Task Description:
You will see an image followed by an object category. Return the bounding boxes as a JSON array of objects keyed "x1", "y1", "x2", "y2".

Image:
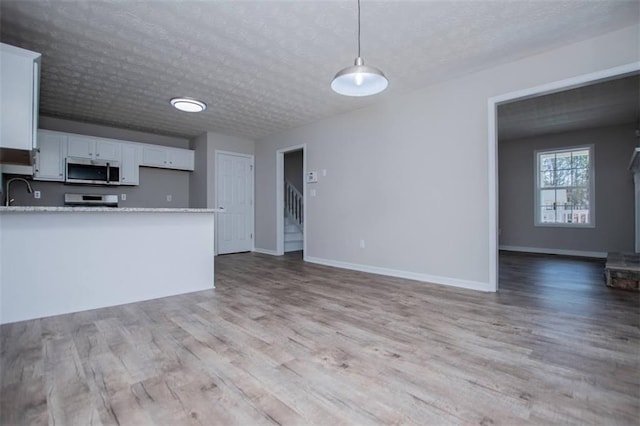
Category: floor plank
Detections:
[{"x1": 1, "y1": 251, "x2": 638, "y2": 425}]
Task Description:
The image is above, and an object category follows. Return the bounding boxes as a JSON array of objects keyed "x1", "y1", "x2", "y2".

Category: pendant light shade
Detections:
[
  {"x1": 331, "y1": 57, "x2": 388, "y2": 97},
  {"x1": 331, "y1": 0, "x2": 388, "y2": 97}
]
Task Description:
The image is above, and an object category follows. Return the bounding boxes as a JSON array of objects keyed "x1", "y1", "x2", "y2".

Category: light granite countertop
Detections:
[{"x1": 0, "y1": 206, "x2": 221, "y2": 213}]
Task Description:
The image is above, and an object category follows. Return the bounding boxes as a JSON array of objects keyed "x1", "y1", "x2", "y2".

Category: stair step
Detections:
[
  {"x1": 285, "y1": 240, "x2": 303, "y2": 252},
  {"x1": 285, "y1": 224, "x2": 300, "y2": 233},
  {"x1": 285, "y1": 232, "x2": 303, "y2": 242}
]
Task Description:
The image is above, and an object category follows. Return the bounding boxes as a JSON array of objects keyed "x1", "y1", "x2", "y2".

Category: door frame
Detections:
[
  {"x1": 487, "y1": 61, "x2": 640, "y2": 291},
  {"x1": 276, "y1": 144, "x2": 307, "y2": 256},
  {"x1": 214, "y1": 149, "x2": 255, "y2": 255}
]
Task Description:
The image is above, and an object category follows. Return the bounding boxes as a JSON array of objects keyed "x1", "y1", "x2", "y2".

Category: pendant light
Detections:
[{"x1": 331, "y1": 0, "x2": 388, "y2": 97}]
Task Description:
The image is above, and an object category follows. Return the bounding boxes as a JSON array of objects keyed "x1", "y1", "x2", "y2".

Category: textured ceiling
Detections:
[
  {"x1": 498, "y1": 74, "x2": 640, "y2": 141},
  {"x1": 1, "y1": 0, "x2": 638, "y2": 141}
]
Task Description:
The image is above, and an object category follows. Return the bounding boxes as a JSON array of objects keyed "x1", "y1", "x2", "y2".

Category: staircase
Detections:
[{"x1": 284, "y1": 180, "x2": 303, "y2": 252}]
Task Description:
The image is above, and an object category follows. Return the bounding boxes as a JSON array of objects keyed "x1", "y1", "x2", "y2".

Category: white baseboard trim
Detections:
[
  {"x1": 304, "y1": 256, "x2": 492, "y2": 292},
  {"x1": 499, "y1": 245, "x2": 607, "y2": 258},
  {"x1": 253, "y1": 248, "x2": 280, "y2": 256}
]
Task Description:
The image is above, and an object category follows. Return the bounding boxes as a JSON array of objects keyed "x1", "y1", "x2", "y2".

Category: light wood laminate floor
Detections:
[{"x1": 1, "y1": 251, "x2": 638, "y2": 425}]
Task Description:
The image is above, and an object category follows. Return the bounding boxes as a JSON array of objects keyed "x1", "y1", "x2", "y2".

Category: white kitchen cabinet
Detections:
[
  {"x1": 34, "y1": 130, "x2": 67, "y2": 181},
  {"x1": 0, "y1": 43, "x2": 41, "y2": 150},
  {"x1": 141, "y1": 145, "x2": 167, "y2": 168},
  {"x1": 67, "y1": 135, "x2": 121, "y2": 161},
  {"x1": 141, "y1": 145, "x2": 194, "y2": 171},
  {"x1": 120, "y1": 143, "x2": 140, "y2": 185},
  {"x1": 167, "y1": 147, "x2": 194, "y2": 170}
]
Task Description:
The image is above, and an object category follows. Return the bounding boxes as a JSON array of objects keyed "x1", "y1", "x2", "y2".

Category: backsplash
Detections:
[{"x1": 4, "y1": 167, "x2": 189, "y2": 208}]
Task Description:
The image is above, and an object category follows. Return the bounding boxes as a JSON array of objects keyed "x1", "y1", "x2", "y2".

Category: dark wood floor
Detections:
[{"x1": 1, "y1": 251, "x2": 638, "y2": 425}]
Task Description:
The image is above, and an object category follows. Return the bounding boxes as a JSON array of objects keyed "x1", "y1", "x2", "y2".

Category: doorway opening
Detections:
[
  {"x1": 276, "y1": 145, "x2": 306, "y2": 256},
  {"x1": 488, "y1": 62, "x2": 640, "y2": 291}
]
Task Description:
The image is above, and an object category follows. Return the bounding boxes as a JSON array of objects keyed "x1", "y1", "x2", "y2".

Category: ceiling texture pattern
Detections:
[
  {"x1": 1, "y1": 0, "x2": 638, "y2": 140},
  {"x1": 499, "y1": 75, "x2": 640, "y2": 141}
]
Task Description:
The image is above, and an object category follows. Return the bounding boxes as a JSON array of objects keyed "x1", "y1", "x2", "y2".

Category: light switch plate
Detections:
[{"x1": 121, "y1": 194, "x2": 126, "y2": 201}]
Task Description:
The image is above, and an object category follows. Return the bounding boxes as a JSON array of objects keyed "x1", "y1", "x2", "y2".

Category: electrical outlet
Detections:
[
  {"x1": 34, "y1": 191, "x2": 41, "y2": 199},
  {"x1": 166, "y1": 194, "x2": 172, "y2": 202},
  {"x1": 121, "y1": 193, "x2": 127, "y2": 201}
]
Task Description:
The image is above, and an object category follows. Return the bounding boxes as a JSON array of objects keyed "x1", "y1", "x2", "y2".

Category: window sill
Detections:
[{"x1": 534, "y1": 222, "x2": 595, "y2": 229}]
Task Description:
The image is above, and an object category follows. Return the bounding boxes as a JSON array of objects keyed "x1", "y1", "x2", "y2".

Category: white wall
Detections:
[
  {"x1": 499, "y1": 124, "x2": 637, "y2": 255},
  {"x1": 255, "y1": 24, "x2": 640, "y2": 291}
]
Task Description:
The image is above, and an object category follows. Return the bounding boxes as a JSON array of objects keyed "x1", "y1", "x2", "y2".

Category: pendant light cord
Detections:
[{"x1": 357, "y1": 0, "x2": 361, "y2": 58}]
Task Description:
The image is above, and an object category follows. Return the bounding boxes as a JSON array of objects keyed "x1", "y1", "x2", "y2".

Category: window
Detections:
[{"x1": 535, "y1": 146, "x2": 593, "y2": 227}]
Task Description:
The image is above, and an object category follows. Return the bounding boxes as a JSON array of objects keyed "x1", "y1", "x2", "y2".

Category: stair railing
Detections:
[{"x1": 285, "y1": 180, "x2": 303, "y2": 228}]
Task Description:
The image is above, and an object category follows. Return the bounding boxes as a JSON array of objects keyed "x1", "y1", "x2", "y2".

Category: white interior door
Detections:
[{"x1": 216, "y1": 152, "x2": 254, "y2": 254}]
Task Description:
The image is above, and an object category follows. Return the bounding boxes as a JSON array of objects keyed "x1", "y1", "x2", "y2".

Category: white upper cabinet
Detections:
[
  {"x1": 31, "y1": 129, "x2": 194, "y2": 185},
  {"x1": 141, "y1": 145, "x2": 167, "y2": 168},
  {"x1": 34, "y1": 130, "x2": 67, "y2": 181},
  {"x1": 141, "y1": 145, "x2": 194, "y2": 171},
  {"x1": 0, "y1": 43, "x2": 41, "y2": 151},
  {"x1": 67, "y1": 135, "x2": 121, "y2": 161},
  {"x1": 167, "y1": 147, "x2": 194, "y2": 170},
  {"x1": 120, "y1": 143, "x2": 141, "y2": 185}
]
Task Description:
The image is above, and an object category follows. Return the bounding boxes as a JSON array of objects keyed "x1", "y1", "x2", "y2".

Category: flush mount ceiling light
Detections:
[
  {"x1": 170, "y1": 97, "x2": 207, "y2": 113},
  {"x1": 331, "y1": 0, "x2": 388, "y2": 97}
]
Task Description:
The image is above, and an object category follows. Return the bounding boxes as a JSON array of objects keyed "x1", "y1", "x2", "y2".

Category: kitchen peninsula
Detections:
[{"x1": 0, "y1": 206, "x2": 216, "y2": 324}]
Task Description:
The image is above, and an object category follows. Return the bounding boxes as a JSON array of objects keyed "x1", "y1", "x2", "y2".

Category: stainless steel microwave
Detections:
[{"x1": 65, "y1": 157, "x2": 120, "y2": 185}]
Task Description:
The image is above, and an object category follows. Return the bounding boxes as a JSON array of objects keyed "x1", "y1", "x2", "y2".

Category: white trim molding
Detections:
[
  {"x1": 253, "y1": 247, "x2": 280, "y2": 256},
  {"x1": 305, "y1": 256, "x2": 492, "y2": 292},
  {"x1": 499, "y1": 245, "x2": 607, "y2": 259}
]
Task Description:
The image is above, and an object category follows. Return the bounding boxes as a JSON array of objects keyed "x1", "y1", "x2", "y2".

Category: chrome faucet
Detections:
[{"x1": 5, "y1": 177, "x2": 33, "y2": 206}]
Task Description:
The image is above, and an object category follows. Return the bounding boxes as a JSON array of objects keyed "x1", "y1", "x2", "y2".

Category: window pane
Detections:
[
  {"x1": 556, "y1": 168, "x2": 572, "y2": 186},
  {"x1": 540, "y1": 171, "x2": 554, "y2": 187},
  {"x1": 540, "y1": 189, "x2": 556, "y2": 206},
  {"x1": 556, "y1": 152, "x2": 572, "y2": 170},
  {"x1": 540, "y1": 154, "x2": 555, "y2": 172},
  {"x1": 573, "y1": 167, "x2": 588, "y2": 186},
  {"x1": 567, "y1": 188, "x2": 589, "y2": 209},
  {"x1": 572, "y1": 150, "x2": 589, "y2": 168},
  {"x1": 540, "y1": 206, "x2": 556, "y2": 223}
]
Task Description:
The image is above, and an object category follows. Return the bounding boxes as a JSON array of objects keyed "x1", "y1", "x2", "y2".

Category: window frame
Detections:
[{"x1": 533, "y1": 144, "x2": 595, "y2": 228}]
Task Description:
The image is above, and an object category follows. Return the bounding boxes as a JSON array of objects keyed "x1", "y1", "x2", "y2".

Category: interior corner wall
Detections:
[
  {"x1": 189, "y1": 132, "x2": 209, "y2": 208},
  {"x1": 499, "y1": 124, "x2": 637, "y2": 254},
  {"x1": 254, "y1": 24, "x2": 640, "y2": 291}
]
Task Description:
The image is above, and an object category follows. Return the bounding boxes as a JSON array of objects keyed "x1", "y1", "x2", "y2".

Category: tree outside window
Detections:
[{"x1": 536, "y1": 146, "x2": 593, "y2": 226}]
